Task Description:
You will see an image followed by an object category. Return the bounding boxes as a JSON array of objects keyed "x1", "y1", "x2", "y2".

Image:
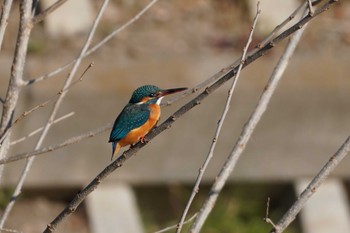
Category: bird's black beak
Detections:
[{"x1": 158, "y1": 87, "x2": 187, "y2": 97}]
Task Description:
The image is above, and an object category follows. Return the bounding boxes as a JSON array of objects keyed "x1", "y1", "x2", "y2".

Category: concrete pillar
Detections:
[{"x1": 86, "y1": 183, "x2": 144, "y2": 233}]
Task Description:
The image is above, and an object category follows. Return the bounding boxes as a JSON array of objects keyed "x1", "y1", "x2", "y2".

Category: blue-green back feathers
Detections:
[{"x1": 109, "y1": 103, "x2": 150, "y2": 143}]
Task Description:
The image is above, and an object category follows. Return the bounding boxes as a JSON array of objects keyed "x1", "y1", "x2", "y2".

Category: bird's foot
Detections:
[{"x1": 140, "y1": 136, "x2": 149, "y2": 143}]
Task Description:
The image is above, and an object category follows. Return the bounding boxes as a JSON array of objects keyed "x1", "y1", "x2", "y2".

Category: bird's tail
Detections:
[{"x1": 111, "y1": 142, "x2": 121, "y2": 161}]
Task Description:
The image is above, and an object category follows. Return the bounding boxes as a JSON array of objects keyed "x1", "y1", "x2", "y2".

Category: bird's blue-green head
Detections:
[{"x1": 129, "y1": 85, "x2": 187, "y2": 105}]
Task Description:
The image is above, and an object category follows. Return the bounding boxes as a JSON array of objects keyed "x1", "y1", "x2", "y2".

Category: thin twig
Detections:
[
  {"x1": 176, "y1": 3, "x2": 261, "y2": 233},
  {"x1": 0, "y1": 62, "x2": 92, "y2": 145},
  {"x1": 0, "y1": 0, "x2": 14, "y2": 52},
  {"x1": 0, "y1": 0, "x2": 108, "y2": 228},
  {"x1": 254, "y1": 1, "x2": 305, "y2": 50},
  {"x1": 32, "y1": 0, "x2": 69, "y2": 24},
  {"x1": 264, "y1": 197, "x2": 277, "y2": 228},
  {"x1": 42, "y1": 2, "x2": 336, "y2": 232},
  {"x1": 189, "y1": 11, "x2": 308, "y2": 233},
  {"x1": 265, "y1": 197, "x2": 270, "y2": 220},
  {"x1": 23, "y1": 0, "x2": 159, "y2": 86},
  {"x1": 14, "y1": 62, "x2": 92, "y2": 126},
  {"x1": 10, "y1": 112, "x2": 75, "y2": 146},
  {"x1": 153, "y1": 213, "x2": 197, "y2": 233},
  {"x1": 270, "y1": 136, "x2": 350, "y2": 233},
  {"x1": 0, "y1": 123, "x2": 110, "y2": 164},
  {"x1": 0, "y1": 227, "x2": 22, "y2": 233}
]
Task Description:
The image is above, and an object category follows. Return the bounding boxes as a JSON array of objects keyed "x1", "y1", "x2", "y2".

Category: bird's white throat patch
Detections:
[
  {"x1": 136, "y1": 96, "x2": 164, "y2": 105},
  {"x1": 156, "y1": 97, "x2": 164, "y2": 105}
]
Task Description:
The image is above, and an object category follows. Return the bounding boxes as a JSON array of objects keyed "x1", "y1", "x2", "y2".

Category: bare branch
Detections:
[
  {"x1": 176, "y1": 3, "x2": 261, "y2": 232},
  {"x1": 0, "y1": 227, "x2": 22, "y2": 233},
  {"x1": 15, "y1": 62, "x2": 91, "y2": 126},
  {"x1": 0, "y1": 0, "x2": 33, "y2": 188},
  {"x1": 0, "y1": 0, "x2": 108, "y2": 227},
  {"x1": 270, "y1": 136, "x2": 350, "y2": 233},
  {"x1": 264, "y1": 197, "x2": 271, "y2": 220},
  {"x1": 42, "y1": 2, "x2": 336, "y2": 232},
  {"x1": 10, "y1": 112, "x2": 75, "y2": 146},
  {"x1": 254, "y1": 1, "x2": 305, "y2": 50},
  {"x1": 264, "y1": 197, "x2": 277, "y2": 228},
  {"x1": 162, "y1": 0, "x2": 324, "y2": 107},
  {"x1": 0, "y1": 62, "x2": 92, "y2": 145},
  {"x1": 0, "y1": 0, "x2": 32, "y2": 136},
  {"x1": 154, "y1": 213, "x2": 197, "y2": 233},
  {"x1": 0, "y1": 123, "x2": 110, "y2": 164},
  {"x1": 0, "y1": 0, "x2": 14, "y2": 52},
  {"x1": 189, "y1": 10, "x2": 308, "y2": 233},
  {"x1": 0, "y1": 0, "x2": 34, "y2": 225},
  {"x1": 23, "y1": 0, "x2": 159, "y2": 86},
  {"x1": 32, "y1": 0, "x2": 69, "y2": 25}
]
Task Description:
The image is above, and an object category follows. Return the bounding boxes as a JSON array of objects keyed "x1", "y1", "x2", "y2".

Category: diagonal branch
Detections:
[
  {"x1": 0, "y1": 123, "x2": 111, "y2": 164},
  {"x1": 42, "y1": 1, "x2": 336, "y2": 232},
  {"x1": 153, "y1": 213, "x2": 197, "y2": 233},
  {"x1": 0, "y1": 0, "x2": 14, "y2": 52},
  {"x1": 188, "y1": 12, "x2": 308, "y2": 233},
  {"x1": 0, "y1": 62, "x2": 92, "y2": 144},
  {"x1": 270, "y1": 136, "x2": 350, "y2": 233},
  {"x1": 32, "y1": 0, "x2": 69, "y2": 25},
  {"x1": 0, "y1": 0, "x2": 33, "y2": 185},
  {"x1": 0, "y1": 227, "x2": 22, "y2": 233},
  {"x1": 0, "y1": 0, "x2": 32, "y2": 137},
  {"x1": 0, "y1": 0, "x2": 34, "y2": 224},
  {"x1": 10, "y1": 112, "x2": 75, "y2": 146},
  {"x1": 0, "y1": 0, "x2": 109, "y2": 228},
  {"x1": 176, "y1": 2, "x2": 261, "y2": 232}
]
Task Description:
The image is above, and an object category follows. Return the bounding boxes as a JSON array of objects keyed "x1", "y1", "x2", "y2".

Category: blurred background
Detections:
[{"x1": 0, "y1": 0, "x2": 349, "y2": 232}]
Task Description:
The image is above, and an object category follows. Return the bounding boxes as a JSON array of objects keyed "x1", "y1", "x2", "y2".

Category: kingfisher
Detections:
[{"x1": 109, "y1": 85, "x2": 187, "y2": 160}]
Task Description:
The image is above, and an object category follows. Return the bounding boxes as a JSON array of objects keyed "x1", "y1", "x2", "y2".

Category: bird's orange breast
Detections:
[{"x1": 118, "y1": 104, "x2": 161, "y2": 147}]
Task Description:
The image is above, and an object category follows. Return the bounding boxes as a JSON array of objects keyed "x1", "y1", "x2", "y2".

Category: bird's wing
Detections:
[{"x1": 109, "y1": 104, "x2": 150, "y2": 142}]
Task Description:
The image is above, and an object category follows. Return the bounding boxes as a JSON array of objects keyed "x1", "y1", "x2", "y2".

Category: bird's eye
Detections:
[{"x1": 149, "y1": 93, "x2": 157, "y2": 97}]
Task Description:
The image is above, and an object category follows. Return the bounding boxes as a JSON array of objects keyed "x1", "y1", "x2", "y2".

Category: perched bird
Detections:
[{"x1": 109, "y1": 85, "x2": 187, "y2": 160}]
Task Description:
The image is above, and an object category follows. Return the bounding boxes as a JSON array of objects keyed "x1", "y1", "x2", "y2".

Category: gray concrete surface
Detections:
[
  {"x1": 0, "y1": 1, "x2": 349, "y2": 187},
  {"x1": 2, "y1": 50, "x2": 350, "y2": 187}
]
